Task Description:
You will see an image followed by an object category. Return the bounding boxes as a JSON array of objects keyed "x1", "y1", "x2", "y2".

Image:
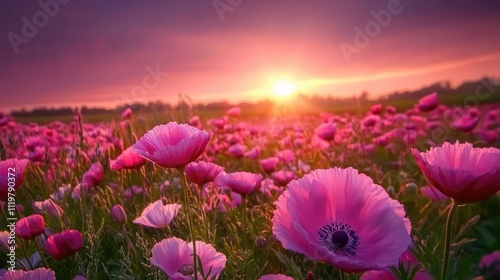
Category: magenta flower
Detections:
[
  {"x1": 227, "y1": 143, "x2": 247, "y2": 158},
  {"x1": 412, "y1": 141, "x2": 500, "y2": 203},
  {"x1": 452, "y1": 115, "x2": 478, "y2": 132},
  {"x1": 370, "y1": 104, "x2": 382, "y2": 115},
  {"x1": 272, "y1": 167, "x2": 411, "y2": 272},
  {"x1": 0, "y1": 159, "x2": 29, "y2": 201},
  {"x1": 315, "y1": 123, "x2": 336, "y2": 141},
  {"x1": 133, "y1": 200, "x2": 181, "y2": 228},
  {"x1": 420, "y1": 186, "x2": 448, "y2": 202},
  {"x1": 45, "y1": 229, "x2": 83, "y2": 260},
  {"x1": 110, "y1": 146, "x2": 147, "y2": 171},
  {"x1": 479, "y1": 251, "x2": 500, "y2": 278},
  {"x1": 416, "y1": 92, "x2": 438, "y2": 112},
  {"x1": 222, "y1": 172, "x2": 262, "y2": 195},
  {"x1": 111, "y1": 204, "x2": 127, "y2": 224},
  {"x1": 259, "y1": 157, "x2": 280, "y2": 173},
  {"x1": 81, "y1": 162, "x2": 104, "y2": 189},
  {"x1": 15, "y1": 214, "x2": 45, "y2": 240},
  {"x1": 151, "y1": 237, "x2": 226, "y2": 280},
  {"x1": 133, "y1": 122, "x2": 211, "y2": 168},
  {"x1": 185, "y1": 161, "x2": 224, "y2": 185},
  {"x1": 1, "y1": 267, "x2": 56, "y2": 280},
  {"x1": 121, "y1": 107, "x2": 132, "y2": 120},
  {"x1": 260, "y1": 274, "x2": 294, "y2": 280}
]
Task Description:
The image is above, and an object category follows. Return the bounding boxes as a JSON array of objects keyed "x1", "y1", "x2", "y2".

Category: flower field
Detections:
[{"x1": 1, "y1": 93, "x2": 500, "y2": 280}]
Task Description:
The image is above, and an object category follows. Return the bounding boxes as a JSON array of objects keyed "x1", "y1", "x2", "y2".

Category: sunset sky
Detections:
[{"x1": 1, "y1": 0, "x2": 500, "y2": 112}]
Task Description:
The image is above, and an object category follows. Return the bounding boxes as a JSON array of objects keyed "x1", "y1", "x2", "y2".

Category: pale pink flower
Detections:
[
  {"x1": 1, "y1": 267, "x2": 56, "y2": 280},
  {"x1": 133, "y1": 200, "x2": 181, "y2": 228},
  {"x1": 151, "y1": 237, "x2": 226, "y2": 280},
  {"x1": 110, "y1": 146, "x2": 147, "y2": 170}
]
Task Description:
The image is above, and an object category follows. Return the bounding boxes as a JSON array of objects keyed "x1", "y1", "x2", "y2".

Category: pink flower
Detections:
[
  {"x1": 272, "y1": 170, "x2": 297, "y2": 186},
  {"x1": 185, "y1": 161, "x2": 224, "y2": 185},
  {"x1": 133, "y1": 200, "x2": 181, "y2": 228},
  {"x1": 272, "y1": 167, "x2": 411, "y2": 272},
  {"x1": 225, "y1": 107, "x2": 241, "y2": 117},
  {"x1": 227, "y1": 143, "x2": 247, "y2": 158},
  {"x1": 222, "y1": 172, "x2": 262, "y2": 195},
  {"x1": 0, "y1": 159, "x2": 29, "y2": 201},
  {"x1": 315, "y1": 123, "x2": 336, "y2": 141},
  {"x1": 360, "y1": 269, "x2": 433, "y2": 280},
  {"x1": 121, "y1": 107, "x2": 132, "y2": 120},
  {"x1": 416, "y1": 92, "x2": 438, "y2": 112},
  {"x1": 0, "y1": 231, "x2": 10, "y2": 253},
  {"x1": 362, "y1": 115, "x2": 380, "y2": 127},
  {"x1": 111, "y1": 204, "x2": 127, "y2": 224},
  {"x1": 370, "y1": 104, "x2": 382, "y2": 115},
  {"x1": 479, "y1": 250, "x2": 500, "y2": 278},
  {"x1": 259, "y1": 157, "x2": 280, "y2": 173},
  {"x1": 151, "y1": 237, "x2": 226, "y2": 280},
  {"x1": 1, "y1": 267, "x2": 56, "y2": 280},
  {"x1": 420, "y1": 186, "x2": 448, "y2": 202},
  {"x1": 244, "y1": 147, "x2": 261, "y2": 159},
  {"x1": 45, "y1": 229, "x2": 83, "y2": 260},
  {"x1": 479, "y1": 129, "x2": 498, "y2": 144},
  {"x1": 260, "y1": 274, "x2": 294, "y2": 280},
  {"x1": 110, "y1": 146, "x2": 147, "y2": 170},
  {"x1": 15, "y1": 214, "x2": 45, "y2": 240},
  {"x1": 452, "y1": 115, "x2": 478, "y2": 132},
  {"x1": 188, "y1": 116, "x2": 202, "y2": 128},
  {"x1": 81, "y1": 162, "x2": 104, "y2": 189},
  {"x1": 412, "y1": 141, "x2": 500, "y2": 203},
  {"x1": 133, "y1": 122, "x2": 211, "y2": 168}
]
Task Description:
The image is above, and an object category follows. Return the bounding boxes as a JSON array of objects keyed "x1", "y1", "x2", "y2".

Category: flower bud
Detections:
[
  {"x1": 111, "y1": 204, "x2": 127, "y2": 224},
  {"x1": 404, "y1": 182, "x2": 418, "y2": 199},
  {"x1": 255, "y1": 236, "x2": 267, "y2": 249},
  {"x1": 386, "y1": 186, "x2": 396, "y2": 197},
  {"x1": 398, "y1": 171, "x2": 408, "y2": 184}
]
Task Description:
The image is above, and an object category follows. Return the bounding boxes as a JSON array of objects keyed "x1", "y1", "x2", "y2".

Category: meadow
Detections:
[{"x1": 1, "y1": 92, "x2": 500, "y2": 280}]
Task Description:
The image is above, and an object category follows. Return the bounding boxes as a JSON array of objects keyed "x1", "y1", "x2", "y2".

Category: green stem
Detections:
[
  {"x1": 179, "y1": 169, "x2": 199, "y2": 280},
  {"x1": 242, "y1": 195, "x2": 247, "y2": 246},
  {"x1": 35, "y1": 237, "x2": 50, "y2": 268},
  {"x1": 441, "y1": 199, "x2": 458, "y2": 280}
]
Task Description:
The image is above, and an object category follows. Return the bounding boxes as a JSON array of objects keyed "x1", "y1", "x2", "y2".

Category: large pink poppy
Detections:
[
  {"x1": 412, "y1": 141, "x2": 500, "y2": 203},
  {"x1": 133, "y1": 122, "x2": 211, "y2": 168},
  {"x1": 272, "y1": 167, "x2": 411, "y2": 272}
]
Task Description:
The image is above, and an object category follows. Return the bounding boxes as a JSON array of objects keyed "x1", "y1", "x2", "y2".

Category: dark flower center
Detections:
[
  {"x1": 318, "y1": 222, "x2": 360, "y2": 257},
  {"x1": 331, "y1": 231, "x2": 349, "y2": 248},
  {"x1": 178, "y1": 264, "x2": 194, "y2": 276}
]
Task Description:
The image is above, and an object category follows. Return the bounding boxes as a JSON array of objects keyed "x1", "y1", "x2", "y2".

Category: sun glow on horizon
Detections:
[{"x1": 272, "y1": 80, "x2": 297, "y2": 98}]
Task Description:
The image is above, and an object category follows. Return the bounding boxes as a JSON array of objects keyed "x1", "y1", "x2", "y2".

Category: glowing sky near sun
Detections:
[{"x1": 1, "y1": 0, "x2": 500, "y2": 112}]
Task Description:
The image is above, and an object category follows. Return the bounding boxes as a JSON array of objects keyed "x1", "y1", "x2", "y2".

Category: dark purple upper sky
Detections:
[{"x1": 1, "y1": 0, "x2": 500, "y2": 112}]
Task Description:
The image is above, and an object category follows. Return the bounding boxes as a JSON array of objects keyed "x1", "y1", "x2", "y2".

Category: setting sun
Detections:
[{"x1": 272, "y1": 80, "x2": 297, "y2": 97}]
